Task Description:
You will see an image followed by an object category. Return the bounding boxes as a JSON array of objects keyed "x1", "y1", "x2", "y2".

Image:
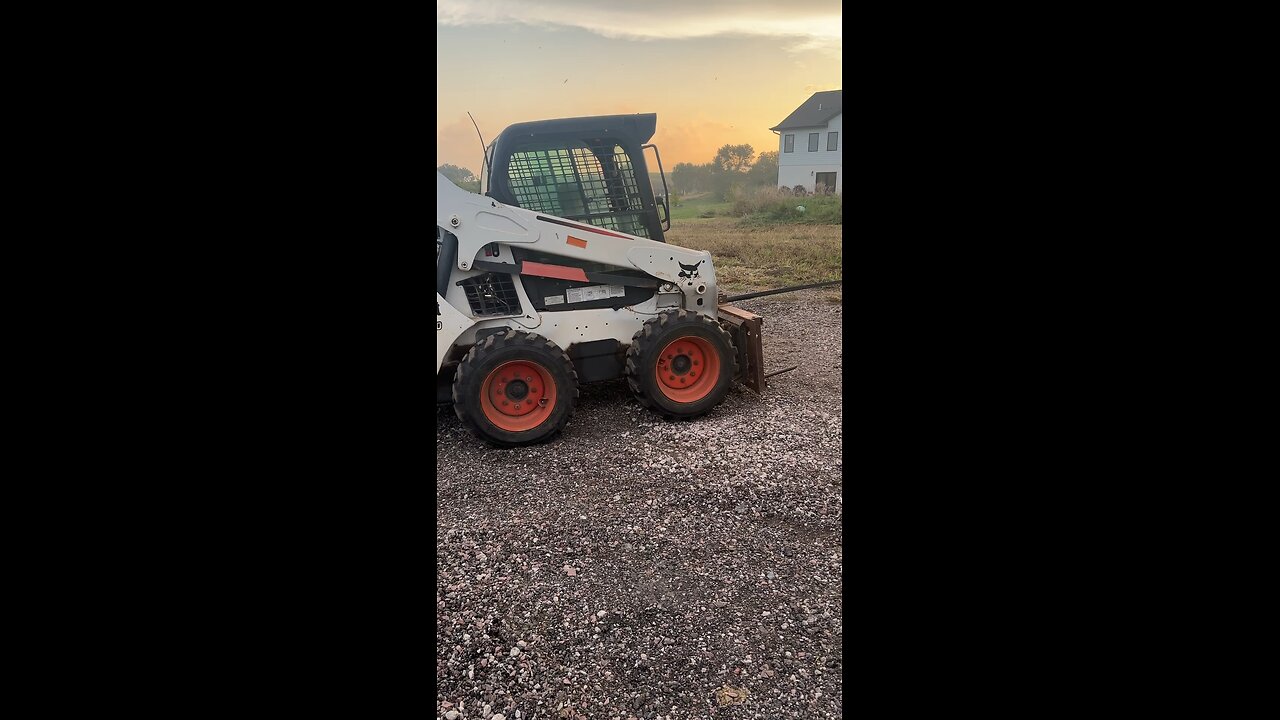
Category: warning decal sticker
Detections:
[{"x1": 565, "y1": 285, "x2": 626, "y2": 304}]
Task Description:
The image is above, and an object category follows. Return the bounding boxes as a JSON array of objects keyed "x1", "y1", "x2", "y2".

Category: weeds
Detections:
[{"x1": 728, "y1": 187, "x2": 841, "y2": 225}]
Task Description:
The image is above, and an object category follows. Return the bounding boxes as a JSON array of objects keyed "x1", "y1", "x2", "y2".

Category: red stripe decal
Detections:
[
  {"x1": 536, "y1": 215, "x2": 632, "y2": 239},
  {"x1": 520, "y1": 261, "x2": 589, "y2": 282}
]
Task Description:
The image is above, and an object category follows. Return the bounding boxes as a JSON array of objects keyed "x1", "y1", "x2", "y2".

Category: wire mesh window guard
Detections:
[{"x1": 507, "y1": 142, "x2": 650, "y2": 238}]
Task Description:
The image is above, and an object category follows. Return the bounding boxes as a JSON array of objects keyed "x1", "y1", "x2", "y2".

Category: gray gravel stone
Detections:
[{"x1": 436, "y1": 291, "x2": 843, "y2": 719}]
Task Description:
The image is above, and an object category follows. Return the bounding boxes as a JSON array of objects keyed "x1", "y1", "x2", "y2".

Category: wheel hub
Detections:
[
  {"x1": 671, "y1": 355, "x2": 692, "y2": 375},
  {"x1": 505, "y1": 379, "x2": 529, "y2": 400}
]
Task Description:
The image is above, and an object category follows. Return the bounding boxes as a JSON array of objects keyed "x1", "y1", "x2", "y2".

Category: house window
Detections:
[
  {"x1": 783, "y1": 134, "x2": 794, "y2": 153},
  {"x1": 827, "y1": 132, "x2": 838, "y2": 151},
  {"x1": 815, "y1": 172, "x2": 836, "y2": 193},
  {"x1": 808, "y1": 133, "x2": 819, "y2": 152}
]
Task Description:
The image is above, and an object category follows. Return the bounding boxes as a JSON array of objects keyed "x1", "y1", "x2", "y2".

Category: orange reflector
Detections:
[{"x1": 566, "y1": 236, "x2": 588, "y2": 249}]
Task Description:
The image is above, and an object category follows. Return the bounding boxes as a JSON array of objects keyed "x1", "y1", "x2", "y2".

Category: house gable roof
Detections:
[{"x1": 770, "y1": 90, "x2": 842, "y2": 131}]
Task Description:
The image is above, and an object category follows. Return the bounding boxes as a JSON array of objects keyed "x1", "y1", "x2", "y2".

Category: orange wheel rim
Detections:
[
  {"x1": 480, "y1": 360, "x2": 557, "y2": 432},
  {"x1": 654, "y1": 336, "x2": 720, "y2": 403}
]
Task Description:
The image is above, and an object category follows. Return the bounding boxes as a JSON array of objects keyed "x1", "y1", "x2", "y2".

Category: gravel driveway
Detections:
[{"x1": 436, "y1": 290, "x2": 843, "y2": 720}]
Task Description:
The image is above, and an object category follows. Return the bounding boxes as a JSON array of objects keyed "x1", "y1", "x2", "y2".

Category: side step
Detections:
[{"x1": 717, "y1": 304, "x2": 765, "y2": 394}]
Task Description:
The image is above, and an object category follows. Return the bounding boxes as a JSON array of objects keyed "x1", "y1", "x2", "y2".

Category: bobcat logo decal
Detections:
[{"x1": 678, "y1": 260, "x2": 704, "y2": 279}]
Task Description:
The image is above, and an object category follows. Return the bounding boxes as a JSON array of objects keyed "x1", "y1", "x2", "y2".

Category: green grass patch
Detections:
[{"x1": 669, "y1": 193, "x2": 732, "y2": 220}]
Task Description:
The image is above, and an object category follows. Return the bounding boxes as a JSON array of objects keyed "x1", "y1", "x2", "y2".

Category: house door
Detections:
[{"x1": 815, "y1": 172, "x2": 837, "y2": 193}]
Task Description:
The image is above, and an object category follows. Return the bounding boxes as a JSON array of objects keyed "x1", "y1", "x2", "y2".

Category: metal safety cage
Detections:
[{"x1": 505, "y1": 142, "x2": 651, "y2": 239}]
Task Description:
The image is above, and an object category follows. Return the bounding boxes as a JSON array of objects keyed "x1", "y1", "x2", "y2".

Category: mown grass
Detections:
[
  {"x1": 669, "y1": 193, "x2": 732, "y2": 220},
  {"x1": 664, "y1": 217, "x2": 842, "y2": 301}
]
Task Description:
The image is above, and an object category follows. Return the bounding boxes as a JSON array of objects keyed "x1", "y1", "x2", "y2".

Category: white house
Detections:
[{"x1": 771, "y1": 90, "x2": 842, "y2": 194}]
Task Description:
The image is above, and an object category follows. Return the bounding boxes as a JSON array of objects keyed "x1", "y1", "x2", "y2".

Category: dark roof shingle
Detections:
[{"x1": 770, "y1": 90, "x2": 843, "y2": 131}]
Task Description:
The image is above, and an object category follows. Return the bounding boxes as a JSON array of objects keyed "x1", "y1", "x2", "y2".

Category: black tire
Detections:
[
  {"x1": 452, "y1": 329, "x2": 579, "y2": 447},
  {"x1": 625, "y1": 310, "x2": 738, "y2": 420}
]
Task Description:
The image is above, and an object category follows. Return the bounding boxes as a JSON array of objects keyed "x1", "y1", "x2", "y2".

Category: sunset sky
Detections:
[{"x1": 436, "y1": 0, "x2": 842, "y2": 175}]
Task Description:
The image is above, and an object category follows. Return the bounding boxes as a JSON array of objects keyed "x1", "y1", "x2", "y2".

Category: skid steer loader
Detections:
[{"x1": 437, "y1": 113, "x2": 765, "y2": 447}]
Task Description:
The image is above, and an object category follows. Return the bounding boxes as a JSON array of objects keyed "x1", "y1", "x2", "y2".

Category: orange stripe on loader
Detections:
[
  {"x1": 520, "y1": 261, "x2": 589, "y2": 282},
  {"x1": 566, "y1": 236, "x2": 588, "y2": 249}
]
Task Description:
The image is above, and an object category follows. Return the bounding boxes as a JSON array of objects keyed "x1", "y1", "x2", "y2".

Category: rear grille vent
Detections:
[{"x1": 458, "y1": 272, "x2": 522, "y2": 317}]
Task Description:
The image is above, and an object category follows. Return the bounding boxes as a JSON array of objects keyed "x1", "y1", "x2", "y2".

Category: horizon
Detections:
[{"x1": 436, "y1": 0, "x2": 841, "y2": 175}]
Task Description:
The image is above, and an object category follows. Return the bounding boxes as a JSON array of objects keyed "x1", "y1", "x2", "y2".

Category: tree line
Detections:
[
  {"x1": 670, "y1": 144, "x2": 778, "y2": 201},
  {"x1": 436, "y1": 164, "x2": 480, "y2": 193}
]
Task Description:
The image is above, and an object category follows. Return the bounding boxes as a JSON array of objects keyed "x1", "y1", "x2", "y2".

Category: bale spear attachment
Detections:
[{"x1": 716, "y1": 280, "x2": 841, "y2": 393}]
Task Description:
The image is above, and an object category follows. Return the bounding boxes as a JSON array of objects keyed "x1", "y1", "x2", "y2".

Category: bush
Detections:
[
  {"x1": 726, "y1": 186, "x2": 840, "y2": 225},
  {"x1": 792, "y1": 185, "x2": 808, "y2": 196}
]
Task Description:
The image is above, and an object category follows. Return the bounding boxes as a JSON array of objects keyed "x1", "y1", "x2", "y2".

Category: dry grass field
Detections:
[{"x1": 664, "y1": 217, "x2": 843, "y2": 301}]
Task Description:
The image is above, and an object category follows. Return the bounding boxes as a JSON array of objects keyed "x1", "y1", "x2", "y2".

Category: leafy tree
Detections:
[
  {"x1": 437, "y1": 164, "x2": 475, "y2": 184},
  {"x1": 670, "y1": 163, "x2": 694, "y2": 193},
  {"x1": 437, "y1": 164, "x2": 480, "y2": 193},
  {"x1": 713, "y1": 144, "x2": 755, "y2": 174},
  {"x1": 748, "y1": 150, "x2": 779, "y2": 188},
  {"x1": 674, "y1": 146, "x2": 774, "y2": 200},
  {"x1": 672, "y1": 162, "x2": 716, "y2": 194}
]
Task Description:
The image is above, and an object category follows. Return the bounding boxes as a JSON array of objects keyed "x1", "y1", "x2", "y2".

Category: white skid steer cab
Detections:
[{"x1": 437, "y1": 113, "x2": 769, "y2": 447}]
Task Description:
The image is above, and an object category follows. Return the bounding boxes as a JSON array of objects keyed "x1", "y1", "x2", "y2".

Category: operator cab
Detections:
[{"x1": 481, "y1": 113, "x2": 671, "y2": 243}]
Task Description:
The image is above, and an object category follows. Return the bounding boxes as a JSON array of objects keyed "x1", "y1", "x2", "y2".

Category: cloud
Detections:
[{"x1": 437, "y1": 0, "x2": 840, "y2": 55}]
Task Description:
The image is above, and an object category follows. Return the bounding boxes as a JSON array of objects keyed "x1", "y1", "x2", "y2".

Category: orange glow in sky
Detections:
[{"x1": 436, "y1": 1, "x2": 841, "y2": 174}]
